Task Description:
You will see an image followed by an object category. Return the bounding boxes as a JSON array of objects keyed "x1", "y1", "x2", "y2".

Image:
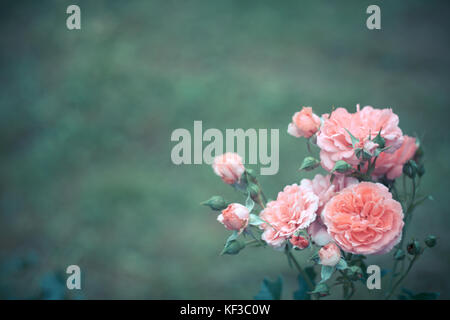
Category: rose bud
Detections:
[
  {"x1": 319, "y1": 242, "x2": 341, "y2": 267},
  {"x1": 307, "y1": 221, "x2": 333, "y2": 246},
  {"x1": 290, "y1": 235, "x2": 309, "y2": 250},
  {"x1": 425, "y1": 235, "x2": 437, "y2": 248},
  {"x1": 299, "y1": 157, "x2": 320, "y2": 171},
  {"x1": 407, "y1": 240, "x2": 422, "y2": 255},
  {"x1": 201, "y1": 195, "x2": 229, "y2": 211},
  {"x1": 217, "y1": 203, "x2": 250, "y2": 233},
  {"x1": 212, "y1": 153, "x2": 245, "y2": 184},
  {"x1": 221, "y1": 239, "x2": 246, "y2": 255},
  {"x1": 287, "y1": 107, "x2": 321, "y2": 138}
]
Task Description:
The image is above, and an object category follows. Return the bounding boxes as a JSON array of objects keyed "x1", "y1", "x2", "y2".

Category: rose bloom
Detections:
[
  {"x1": 260, "y1": 184, "x2": 319, "y2": 248},
  {"x1": 319, "y1": 242, "x2": 341, "y2": 266},
  {"x1": 316, "y1": 105, "x2": 404, "y2": 172},
  {"x1": 322, "y1": 182, "x2": 404, "y2": 255},
  {"x1": 290, "y1": 235, "x2": 309, "y2": 249},
  {"x1": 287, "y1": 107, "x2": 321, "y2": 138},
  {"x1": 217, "y1": 203, "x2": 249, "y2": 233},
  {"x1": 300, "y1": 174, "x2": 358, "y2": 216},
  {"x1": 212, "y1": 152, "x2": 245, "y2": 184},
  {"x1": 372, "y1": 135, "x2": 418, "y2": 180},
  {"x1": 300, "y1": 174, "x2": 357, "y2": 246}
]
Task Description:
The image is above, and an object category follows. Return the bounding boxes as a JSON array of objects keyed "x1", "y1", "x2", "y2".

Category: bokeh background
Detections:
[{"x1": 1, "y1": 0, "x2": 449, "y2": 299}]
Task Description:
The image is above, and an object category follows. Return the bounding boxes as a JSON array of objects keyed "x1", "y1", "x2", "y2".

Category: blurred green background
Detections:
[{"x1": 1, "y1": 0, "x2": 449, "y2": 299}]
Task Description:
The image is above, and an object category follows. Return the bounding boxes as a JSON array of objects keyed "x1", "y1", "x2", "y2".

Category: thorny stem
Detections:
[
  {"x1": 249, "y1": 174, "x2": 267, "y2": 208},
  {"x1": 386, "y1": 176, "x2": 419, "y2": 299},
  {"x1": 386, "y1": 255, "x2": 419, "y2": 300},
  {"x1": 244, "y1": 239, "x2": 261, "y2": 246},
  {"x1": 286, "y1": 250, "x2": 314, "y2": 291},
  {"x1": 338, "y1": 269, "x2": 355, "y2": 300}
]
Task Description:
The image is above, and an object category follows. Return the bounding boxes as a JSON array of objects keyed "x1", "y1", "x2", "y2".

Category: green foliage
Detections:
[
  {"x1": 398, "y1": 288, "x2": 440, "y2": 300},
  {"x1": 320, "y1": 266, "x2": 335, "y2": 283},
  {"x1": 254, "y1": 276, "x2": 283, "y2": 300}
]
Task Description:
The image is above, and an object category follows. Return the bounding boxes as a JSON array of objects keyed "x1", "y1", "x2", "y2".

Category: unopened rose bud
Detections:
[
  {"x1": 407, "y1": 240, "x2": 422, "y2": 255},
  {"x1": 394, "y1": 249, "x2": 405, "y2": 260},
  {"x1": 332, "y1": 160, "x2": 352, "y2": 174},
  {"x1": 307, "y1": 221, "x2": 333, "y2": 247},
  {"x1": 425, "y1": 235, "x2": 437, "y2": 248},
  {"x1": 372, "y1": 131, "x2": 386, "y2": 149},
  {"x1": 299, "y1": 157, "x2": 320, "y2": 171},
  {"x1": 287, "y1": 107, "x2": 321, "y2": 139},
  {"x1": 290, "y1": 235, "x2": 309, "y2": 250},
  {"x1": 217, "y1": 203, "x2": 250, "y2": 233},
  {"x1": 201, "y1": 196, "x2": 228, "y2": 211},
  {"x1": 319, "y1": 242, "x2": 341, "y2": 267},
  {"x1": 221, "y1": 239, "x2": 245, "y2": 255},
  {"x1": 212, "y1": 153, "x2": 245, "y2": 185},
  {"x1": 417, "y1": 164, "x2": 425, "y2": 177},
  {"x1": 247, "y1": 183, "x2": 260, "y2": 198},
  {"x1": 414, "y1": 143, "x2": 424, "y2": 162},
  {"x1": 403, "y1": 160, "x2": 418, "y2": 179}
]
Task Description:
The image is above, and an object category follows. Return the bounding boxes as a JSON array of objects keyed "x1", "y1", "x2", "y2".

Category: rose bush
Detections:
[{"x1": 202, "y1": 104, "x2": 435, "y2": 300}]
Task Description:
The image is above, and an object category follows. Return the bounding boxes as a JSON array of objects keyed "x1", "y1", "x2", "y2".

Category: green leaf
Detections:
[
  {"x1": 399, "y1": 288, "x2": 440, "y2": 300},
  {"x1": 293, "y1": 274, "x2": 311, "y2": 300},
  {"x1": 254, "y1": 276, "x2": 283, "y2": 300},
  {"x1": 411, "y1": 292, "x2": 440, "y2": 300},
  {"x1": 305, "y1": 266, "x2": 317, "y2": 283},
  {"x1": 249, "y1": 214, "x2": 265, "y2": 226},
  {"x1": 227, "y1": 230, "x2": 239, "y2": 243},
  {"x1": 320, "y1": 265, "x2": 335, "y2": 283},
  {"x1": 345, "y1": 129, "x2": 359, "y2": 148},
  {"x1": 309, "y1": 283, "x2": 329, "y2": 296},
  {"x1": 245, "y1": 193, "x2": 255, "y2": 212},
  {"x1": 335, "y1": 259, "x2": 348, "y2": 270}
]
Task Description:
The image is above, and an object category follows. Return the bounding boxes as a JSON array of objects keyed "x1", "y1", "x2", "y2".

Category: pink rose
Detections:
[
  {"x1": 260, "y1": 184, "x2": 319, "y2": 248},
  {"x1": 373, "y1": 135, "x2": 418, "y2": 180},
  {"x1": 307, "y1": 220, "x2": 333, "y2": 246},
  {"x1": 287, "y1": 107, "x2": 321, "y2": 138},
  {"x1": 316, "y1": 105, "x2": 404, "y2": 172},
  {"x1": 290, "y1": 235, "x2": 309, "y2": 249},
  {"x1": 319, "y1": 242, "x2": 341, "y2": 266},
  {"x1": 300, "y1": 174, "x2": 358, "y2": 217},
  {"x1": 322, "y1": 182, "x2": 404, "y2": 255},
  {"x1": 212, "y1": 152, "x2": 245, "y2": 184},
  {"x1": 217, "y1": 203, "x2": 249, "y2": 233}
]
